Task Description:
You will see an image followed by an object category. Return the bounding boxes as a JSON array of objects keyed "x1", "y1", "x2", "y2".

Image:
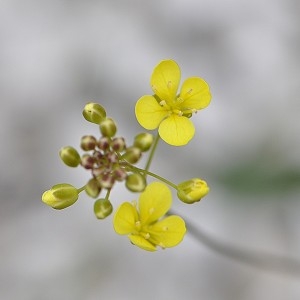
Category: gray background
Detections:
[{"x1": 1, "y1": 0, "x2": 300, "y2": 299}]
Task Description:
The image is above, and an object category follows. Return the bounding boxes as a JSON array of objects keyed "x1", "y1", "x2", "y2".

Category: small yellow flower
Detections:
[
  {"x1": 113, "y1": 182, "x2": 186, "y2": 251},
  {"x1": 135, "y1": 60, "x2": 211, "y2": 146}
]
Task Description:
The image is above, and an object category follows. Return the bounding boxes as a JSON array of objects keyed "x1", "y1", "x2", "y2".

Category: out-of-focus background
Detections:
[{"x1": 1, "y1": 0, "x2": 300, "y2": 299}]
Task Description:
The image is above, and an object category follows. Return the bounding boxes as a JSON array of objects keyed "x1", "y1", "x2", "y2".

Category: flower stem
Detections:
[
  {"x1": 129, "y1": 165, "x2": 178, "y2": 190},
  {"x1": 144, "y1": 133, "x2": 160, "y2": 173},
  {"x1": 77, "y1": 185, "x2": 86, "y2": 194}
]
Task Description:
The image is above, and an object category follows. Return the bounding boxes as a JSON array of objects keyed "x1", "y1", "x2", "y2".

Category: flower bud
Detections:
[
  {"x1": 121, "y1": 146, "x2": 141, "y2": 164},
  {"x1": 99, "y1": 118, "x2": 117, "y2": 137},
  {"x1": 42, "y1": 183, "x2": 79, "y2": 209},
  {"x1": 133, "y1": 133, "x2": 154, "y2": 152},
  {"x1": 111, "y1": 137, "x2": 126, "y2": 152},
  {"x1": 98, "y1": 173, "x2": 115, "y2": 189},
  {"x1": 94, "y1": 198, "x2": 113, "y2": 219},
  {"x1": 85, "y1": 178, "x2": 101, "y2": 198},
  {"x1": 177, "y1": 178, "x2": 209, "y2": 204},
  {"x1": 82, "y1": 102, "x2": 106, "y2": 124},
  {"x1": 97, "y1": 136, "x2": 110, "y2": 151},
  {"x1": 59, "y1": 146, "x2": 81, "y2": 167},
  {"x1": 114, "y1": 168, "x2": 127, "y2": 181},
  {"x1": 80, "y1": 135, "x2": 97, "y2": 151},
  {"x1": 125, "y1": 173, "x2": 146, "y2": 192},
  {"x1": 81, "y1": 154, "x2": 95, "y2": 169}
]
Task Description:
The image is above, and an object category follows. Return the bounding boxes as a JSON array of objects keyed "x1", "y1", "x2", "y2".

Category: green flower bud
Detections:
[
  {"x1": 121, "y1": 146, "x2": 141, "y2": 164},
  {"x1": 125, "y1": 173, "x2": 146, "y2": 192},
  {"x1": 85, "y1": 178, "x2": 101, "y2": 198},
  {"x1": 133, "y1": 133, "x2": 154, "y2": 152},
  {"x1": 82, "y1": 102, "x2": 106, "y2": 124},
  {"x1": 80, "y1": 135, "x2": 97, "y2": 151},
  {"x1": 177, "y1": 178, "x2": 209, "y2": 204},
  {"x1": 99, "y1": 118, "x2": 117, "y2": 137},
  {"x1": 59, "y1": 146, "x2": 81, "y2": 167},
  {"x1": 42, "y1": 183, "x2": 79, "y2": 209},
  {"x1": 94, "y1": 198, "x2": 113, "y2": 219}
]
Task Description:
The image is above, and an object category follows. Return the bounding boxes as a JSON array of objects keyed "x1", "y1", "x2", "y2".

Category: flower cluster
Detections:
[{"x1": 42, "y1": 59, "x2": 211, "y2": 251}]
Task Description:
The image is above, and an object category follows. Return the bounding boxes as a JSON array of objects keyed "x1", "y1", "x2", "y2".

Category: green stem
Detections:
[
  {"x1": 77, "y1": 185, "x2": 86, "y2": 194},
  {"x1": 144, "y1": 133, "x2": 160, "y2": 173},
  {"x1": 130, "y1": 165, "x2": 178, "y2": 190},
  {"x1": 105, "y1": 188, "x2": 111, "y2": 200}
]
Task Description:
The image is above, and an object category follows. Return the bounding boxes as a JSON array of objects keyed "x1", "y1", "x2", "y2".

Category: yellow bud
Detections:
[
  {"x1": 177, "y1": 178, "x2": 209, "y2": 204},
  {"x1": 94, "y1": 198, "x2": 113, "y2": 219},
  {"x1": 99, "y1": 118, "x2": 117, "y2": 137},
  {"x1": 42, "y1": 183, "x2": 79, "y2": 209},
  {"x1": 59, "y1": 146, "x2": 81, "y2": 167},
  {"x1": 125, "y1": 173, "x2": 146, "y2": 192},
  {"x1": 82, "y1": 102, "x2": 106, "y2": 124},
  {"x1": 133, "y1": 133, "x2": 154, "y2": 152}
]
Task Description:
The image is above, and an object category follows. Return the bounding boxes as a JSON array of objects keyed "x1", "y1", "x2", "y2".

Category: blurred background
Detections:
[{"x1": 1, "y1": 0, "x2": 300, "y2": 299}]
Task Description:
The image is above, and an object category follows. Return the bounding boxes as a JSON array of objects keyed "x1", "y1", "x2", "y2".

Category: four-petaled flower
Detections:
[
  {"x1": 135, "y1": 59, "x2": 211, "y2": 146},
  {"x1": 113, "y1": 181, "x2": 186, "y2": 251}
]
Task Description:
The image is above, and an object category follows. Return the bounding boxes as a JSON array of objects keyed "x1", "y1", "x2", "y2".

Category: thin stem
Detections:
[
  {"x1": 105, "y1": 188, "x2": 111, "y2": 200},
  {"x1": 144, "y1": 133, "x2": 160, "y2": 173},
  {"x1": 77, "y1": 185, "x2": 86, "y2": 193},
  {"x1": 169, "y1": 209, "x2": 300, "y2": 277},
  {"x1": 129, "y1": 165, "x2": 178, "y2": 190}
]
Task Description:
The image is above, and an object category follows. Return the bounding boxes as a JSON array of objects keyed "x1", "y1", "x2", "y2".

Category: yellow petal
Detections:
[
  {"x1": 113, "y1": 202, "x2": 138, "y2": 235},
  {"x1": 179, "y1": 77, "x2": 211, "y2": 110},
  {"x1": 139, "y1": 182, "x2": 172, "y2": 225},
  {"x1": 150, "y1": 60, "x2": 180, "y2": 104},
  {"x1": 135, "y1": 95, "x2": 169, "y2": 130},
  {"x1": 158, "y1": 115, "x2": 195, "y2": 146},
  {"x1": 129, "y1": 235, "x2": 157, "y2": 251},
  {"x1": 147, "y1": 216, "x2": 186, "y2": 248}
]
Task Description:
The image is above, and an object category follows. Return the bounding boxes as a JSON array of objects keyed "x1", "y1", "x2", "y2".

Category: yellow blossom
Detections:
[
  {"x1": 113, "y1": 182, "x2": 186, "y2": 251},
  {"x1": 135, "y1": 59, "x2": 211, "y2": 146}
]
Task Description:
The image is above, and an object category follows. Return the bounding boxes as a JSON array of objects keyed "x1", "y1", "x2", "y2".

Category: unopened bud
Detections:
[
  {"x1": 80, "y1": 135, "x2": 97, "y2": 151},
  {"x1": 177, "y1": 178, "x2": 209, "y2": 204},
  {"x1": 98, "y1": 136, "x2": 110, "y2": 151},
  {"x1": 99, "y1": 118, "x2": 117, "y2": 137},
  {"x1": 42, "y1": 183, "x2": 79, "y2": 209},
  {"x1": 82, "y1": 102, "x2": 106, "y2": 124},
  {"x1": 59, "y1": 146, "x2": 81, "y2": 167},
  {"x1": 85, "y1": 178, "x2": 101, "y2": 198},
  {"x1": 125, "y1": 173, "x2": 146, "y2": 192},
  {"x1": 114, "y1": 168, "x2": 127, "y2": 181},
  {"x1": 111, "y1": 137, "x2": 126, "y2": 152},
  {"x1": 81, "y1": 154, "x2": 95, "y2": 169},
  {"x1": 121, "y1": 146, "x2": 141, "y2": 164},
  {"x1": 98, "y1": 173, "x2": 115, "y2": 189},
  {"x1": 94, "y1": 198, "x2": 113, "y2": 219},
  {"x1": 133, "y1": 133, "x2": 154, "y2": 152}
]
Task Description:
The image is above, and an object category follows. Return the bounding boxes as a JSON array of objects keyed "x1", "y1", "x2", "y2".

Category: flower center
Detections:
[{"x1": 159, "y1": 96, "x2": 197, "y2": 118}]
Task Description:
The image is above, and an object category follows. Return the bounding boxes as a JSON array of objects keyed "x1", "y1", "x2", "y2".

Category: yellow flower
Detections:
[
  {"x1": 135, "y1": 59, "x2": 211, "y2": 146},
  {"x1": 113, "y1": 182, "x2": 186, "y2": 251}
]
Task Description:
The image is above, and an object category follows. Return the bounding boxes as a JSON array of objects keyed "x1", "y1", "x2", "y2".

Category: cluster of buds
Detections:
[
  {"x1": 42, "y1": 60, "x2": 212, "y2": 251},
  {"x1": 43, "y1": 103, "x2": 154, "y2": 218}
]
